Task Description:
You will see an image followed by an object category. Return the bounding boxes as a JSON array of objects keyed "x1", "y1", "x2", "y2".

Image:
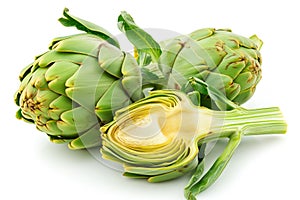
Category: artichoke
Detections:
[
  {"x1": 118, "y1": 11, "x2": 263, "y2": 109},
  {"x1": 158, "y1": 28, "x2": 263, "y2": 109},
  {"x1": 14, "y1": 9, "x2": 143, "y2": 149},
  {"x1": 100, "y1": 88, "x2": 286, "y2": 199}
]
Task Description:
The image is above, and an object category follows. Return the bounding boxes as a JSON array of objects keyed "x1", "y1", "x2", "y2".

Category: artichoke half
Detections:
[
  {"x1": 100, "y1": 89, "x2": 286, "y2": 199},
  {"x1": 14, "y1": 9, "x2": 143, "y2": 149}
]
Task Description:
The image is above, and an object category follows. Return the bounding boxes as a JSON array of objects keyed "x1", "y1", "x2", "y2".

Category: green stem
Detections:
[{"x1": 211, "y1": 107, "x2": 287, "y2": 136}]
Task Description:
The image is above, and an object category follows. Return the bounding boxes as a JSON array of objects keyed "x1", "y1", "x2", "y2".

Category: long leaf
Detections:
[
  {"x1": 59, "y1": 8, "x2": 119, "y2": 47},
  {"x1": 118, "y1": 11, "x2": 161, "y2": 63},
  {"x1": 182, "y1": 77, "x2": 240, "y2": 110},
  {"x1": 184, "y1": 131, "x2": 242, "y2": 199}
]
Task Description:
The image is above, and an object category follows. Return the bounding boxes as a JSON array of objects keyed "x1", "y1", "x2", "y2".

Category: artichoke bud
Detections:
[
  {"x1": 15, "y1": 34, "x2": 143, "y2": 150},
  {"x1": 159, "y1": 28, "x2": 263, "y2": 108}
]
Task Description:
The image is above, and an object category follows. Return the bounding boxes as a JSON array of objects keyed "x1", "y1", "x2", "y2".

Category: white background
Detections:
[{"x1": 1, "y1": 0, "x2": 299, "y2": 199}]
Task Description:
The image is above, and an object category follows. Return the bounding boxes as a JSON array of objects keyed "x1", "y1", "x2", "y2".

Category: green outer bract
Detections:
[
  {"x1": 158, "y1": 28, "x2": 263, "y2": 108},
  {"x1": 14, "y1": 9, "x2": 143, "y2": 149}
]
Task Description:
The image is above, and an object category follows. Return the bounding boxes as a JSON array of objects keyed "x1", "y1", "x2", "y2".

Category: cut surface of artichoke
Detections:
[{"x1": 114, "y1": 100, "x2": 212, "y2": 148}]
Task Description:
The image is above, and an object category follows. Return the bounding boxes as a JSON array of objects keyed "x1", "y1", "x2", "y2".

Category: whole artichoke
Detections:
[
  {"x1": 158, "y1": 28, "x2": 263, "y2": 109},
  {"x1": 14, "y1": 9, "x2": 143, "y2": 149}
]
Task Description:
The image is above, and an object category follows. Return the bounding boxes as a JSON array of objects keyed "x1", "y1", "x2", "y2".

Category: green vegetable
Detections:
[
  {"x1": 119, "y1": 11, "x2": 263, "y2": 109},
  {"x1": 14, "y1": 8, "x2": 286, "y2": 200},
  {"x1": 14, "y1": 8, "x2": 143, "y2": 149},
  {"x1": 100, "y1": 88, "x2": 286, "y2": 199},
  {"x1": 156, "y1": 28, "x2": 263, "y2": 109}
]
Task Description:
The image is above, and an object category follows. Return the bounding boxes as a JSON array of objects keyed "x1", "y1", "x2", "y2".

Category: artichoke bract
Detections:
[
  {"x1": 14, "y1": 9, "x2": 143, "y2": 149},
  {"x1": 158, "y1": 28, "x2": 263, "y2": 109},
  {"x1": 100, "y1": 89, "x2": 286, "y2": 200}
]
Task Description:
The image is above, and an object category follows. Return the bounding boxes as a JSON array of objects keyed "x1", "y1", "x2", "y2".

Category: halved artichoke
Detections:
[{"x1": 100, "y1": 89, "x2": 286, "y2": 199}]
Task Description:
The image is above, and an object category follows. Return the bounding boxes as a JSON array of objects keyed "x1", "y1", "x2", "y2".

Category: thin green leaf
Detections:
[
  {"x1": 184, "y1": 77, "x2": 240, "y2": 110},
  {"x1": 185, "y1": 131, "x2": 242, "y2": 199},
  {"x1": 58, "y1": 8, "x2": 119, "y2": 47},
  {"x1": 118, "y1": 11, "x2": 161, "y2": 62},
  {"x1": 184, "y1": 160, "x2": 205, "y2": 195}
]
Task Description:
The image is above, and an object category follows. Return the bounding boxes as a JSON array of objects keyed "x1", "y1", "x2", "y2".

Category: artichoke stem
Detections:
[{"x1": 209, "y1": 107, "x2": 287, "y2": 137}]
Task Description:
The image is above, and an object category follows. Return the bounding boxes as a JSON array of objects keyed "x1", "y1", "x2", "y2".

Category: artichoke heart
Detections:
[
  {"x1": 101, "y1": 90, "x2": 208, "y2": 182},
  {"x1": 107, "y1": 95, "x2": 211, "y2": 148}
]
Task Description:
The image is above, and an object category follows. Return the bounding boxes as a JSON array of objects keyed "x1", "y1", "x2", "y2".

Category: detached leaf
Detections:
[
  {"x1": 118, "y1": 11, "x2": 161, "y2": 62},
  {"x1": 185, "y1": 131, "x2": 242, "y2": 199}
]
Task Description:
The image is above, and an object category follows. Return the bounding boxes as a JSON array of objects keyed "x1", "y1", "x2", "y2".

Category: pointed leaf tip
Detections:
[
  {"x1": 63, "y1": 7, "x2": 70, "y2": 14},
  {"x1": 250, "y1": 34, "x2": 263, "y2": 50}
]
